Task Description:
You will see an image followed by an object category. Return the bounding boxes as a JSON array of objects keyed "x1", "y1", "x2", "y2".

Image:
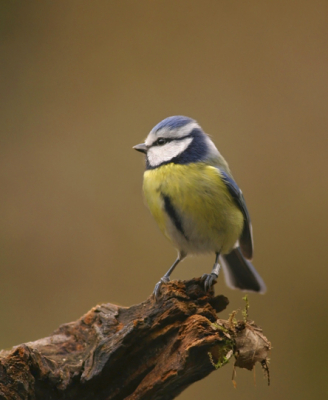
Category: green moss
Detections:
[
  {"x1": 210, "y1": 322, "x2": 228, "y2": 333},
  {"x1": 208, "y1": 343, "x2": 234, "y2": 370},
  {"x1": 242, "y1": 295, "x2": 249, "y2": 322}
]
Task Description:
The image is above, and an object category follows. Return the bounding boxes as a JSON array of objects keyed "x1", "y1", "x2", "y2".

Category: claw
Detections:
[
  {"x1": 153, "y1": 276, "x2": 170, "y2": 299},
  {"x1": 201, "y1": 273, "x2": 218, "y2": 292}
]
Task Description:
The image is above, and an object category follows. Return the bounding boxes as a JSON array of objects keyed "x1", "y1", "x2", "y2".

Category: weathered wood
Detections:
[{"x1": 0, "y1": 278, "x2": 270, "y2": 400}]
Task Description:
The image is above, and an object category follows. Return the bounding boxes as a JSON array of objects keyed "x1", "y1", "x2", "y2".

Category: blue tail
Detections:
[{"x1": 220, "y1": 248, "x2": 266, "y2": 293}]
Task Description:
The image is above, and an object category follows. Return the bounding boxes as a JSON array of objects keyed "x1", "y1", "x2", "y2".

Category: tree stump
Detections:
[{"x1": 0, "y1": 278, "x2": 271, "y2": 400}]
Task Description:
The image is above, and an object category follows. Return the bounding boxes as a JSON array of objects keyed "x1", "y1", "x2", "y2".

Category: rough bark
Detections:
[{"x1": 0, "y1": 278, "x2": 271, "y2": 400}]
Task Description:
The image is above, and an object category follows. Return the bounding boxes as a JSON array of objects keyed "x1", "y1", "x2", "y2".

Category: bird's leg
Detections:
[
  {"x1": 153, "y1": 254, "x2": 184, "y2": 299},
  {"x1": 201, "y1": 252, "x2": 221, "y2": 292}
]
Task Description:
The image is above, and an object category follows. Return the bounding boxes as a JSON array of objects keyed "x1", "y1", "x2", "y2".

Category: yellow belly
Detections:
[{"x1": 143, "y1": 163, "x2": 244, "y2": 255}]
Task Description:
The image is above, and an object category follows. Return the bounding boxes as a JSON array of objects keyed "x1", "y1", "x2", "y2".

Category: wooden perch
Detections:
[{"x1": 0, "y1": 278, "x2": 271, "y2": 400}]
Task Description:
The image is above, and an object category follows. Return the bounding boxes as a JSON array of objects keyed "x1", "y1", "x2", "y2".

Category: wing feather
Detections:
[{"x1": 219, "y1": 170, "x2": 253, "y2": 260}]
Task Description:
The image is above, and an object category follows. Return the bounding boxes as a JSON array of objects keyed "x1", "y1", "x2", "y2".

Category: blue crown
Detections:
[{"x1": 152, "y1": 116, "x2": 195, "y2": 133}]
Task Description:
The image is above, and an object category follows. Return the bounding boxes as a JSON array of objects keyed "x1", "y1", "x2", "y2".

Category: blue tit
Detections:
[{"x1": 134, "y1": 116, "x2": 266, "y2": 299}]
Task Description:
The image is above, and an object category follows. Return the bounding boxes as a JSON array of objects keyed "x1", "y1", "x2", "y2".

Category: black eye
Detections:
[{"x1": 157, "y1": 138, "x2": 167, "y2": 146}]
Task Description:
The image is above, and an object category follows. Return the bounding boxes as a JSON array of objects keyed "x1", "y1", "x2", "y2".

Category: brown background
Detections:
[{"x1": 1, "y1": 1, "x2": 328, "y2": 399}]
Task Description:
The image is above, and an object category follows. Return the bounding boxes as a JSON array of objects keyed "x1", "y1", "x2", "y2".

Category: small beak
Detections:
[{"x1": 133, "y1": 143, "x2": 147, "y2": 154}]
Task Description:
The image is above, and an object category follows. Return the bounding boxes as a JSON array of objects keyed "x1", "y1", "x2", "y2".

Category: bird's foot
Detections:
[
  {"x1": 201, "y1": 273, "x2": 218, "y2": 292},
  {"x1": 153, "y1": 276, "x2": 170, "y2": 300}
]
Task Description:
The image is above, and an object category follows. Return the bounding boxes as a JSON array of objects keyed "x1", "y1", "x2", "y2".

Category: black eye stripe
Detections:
[
  {"x1": 151, "y1": 134, "x2": 192, "y2": 147},
  {"x1": 156, "y1": 138, "x2": 168, "y2": 145}
]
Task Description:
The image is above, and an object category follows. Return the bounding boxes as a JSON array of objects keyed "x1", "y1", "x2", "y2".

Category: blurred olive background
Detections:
[{"x1": 1, "y1": 1, "x2": 328, "y2": 399}]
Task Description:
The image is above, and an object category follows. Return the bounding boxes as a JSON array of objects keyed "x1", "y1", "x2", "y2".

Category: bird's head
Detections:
[{"x1": 133, "y1": 116, "x2": 220, "y2": 169}]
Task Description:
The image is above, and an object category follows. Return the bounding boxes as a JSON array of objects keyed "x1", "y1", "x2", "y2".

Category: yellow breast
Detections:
[{"x1": 143, "y1": 163, "x2": 244, "y2": 255}]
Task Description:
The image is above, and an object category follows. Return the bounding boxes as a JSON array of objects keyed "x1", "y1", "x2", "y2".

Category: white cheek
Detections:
[{"x1": 147, "y1": 138, "x2": 193, "y2": 167}]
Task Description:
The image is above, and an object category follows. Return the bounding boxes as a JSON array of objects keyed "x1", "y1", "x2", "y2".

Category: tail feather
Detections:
[{"x1": 220, "y1": 248, "x2": 266, "y2": 293}]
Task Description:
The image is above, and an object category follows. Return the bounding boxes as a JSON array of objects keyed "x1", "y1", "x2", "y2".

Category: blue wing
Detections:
[{"x1": 219, "y1": 170, "x2": 253, "y2": 260}]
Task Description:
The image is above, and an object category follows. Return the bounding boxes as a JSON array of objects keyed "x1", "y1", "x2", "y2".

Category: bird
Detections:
[{"x1": 133, "y1": 116, "x2": 266, "y2": 299}]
